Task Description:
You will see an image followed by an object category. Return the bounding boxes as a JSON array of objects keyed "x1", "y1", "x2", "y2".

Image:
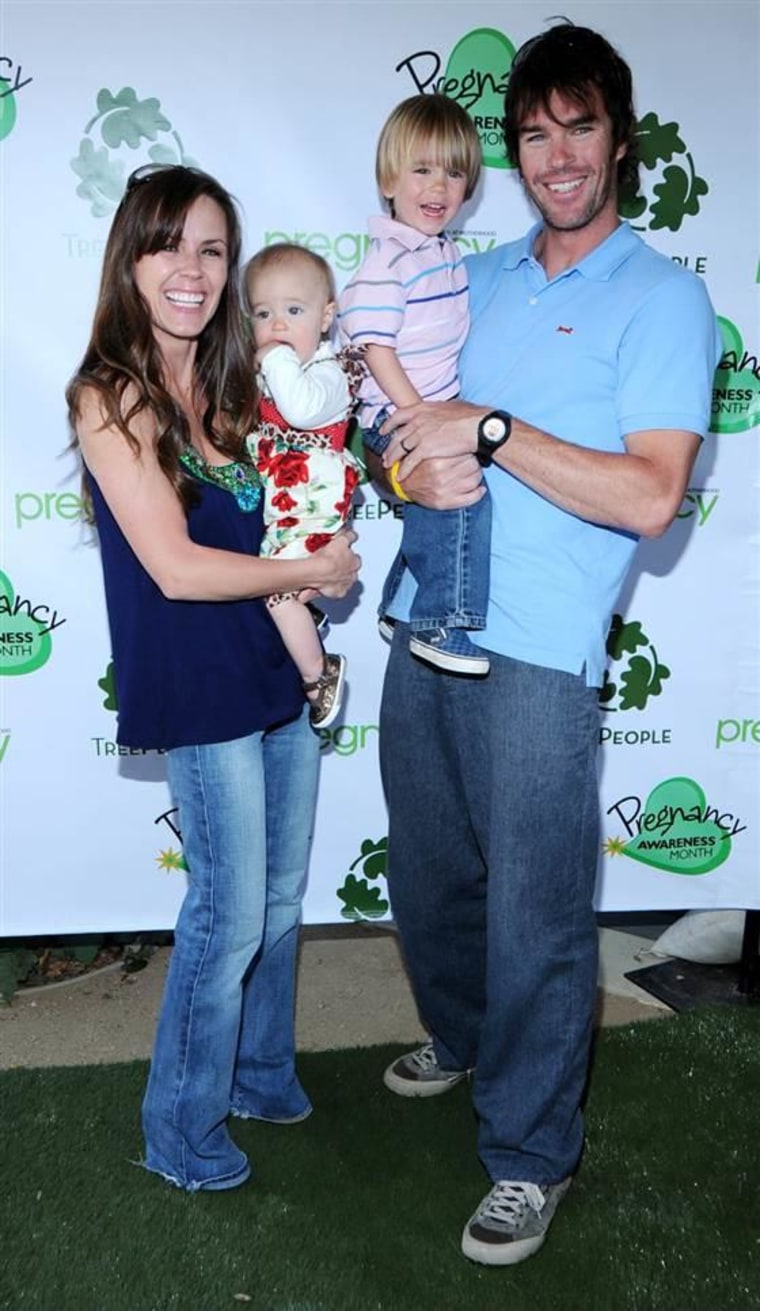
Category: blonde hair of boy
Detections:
[
  {"x1": 243, "y1": 242, "x2": 337, "y2": 312},
  {"x1": 375, "y1": 94, "x2": 482, "y2": 202}
]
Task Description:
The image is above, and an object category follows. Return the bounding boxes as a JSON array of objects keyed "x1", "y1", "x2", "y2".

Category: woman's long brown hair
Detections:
[{"x1": 66, "y1": 165, "x2": 257, "y2": 511}]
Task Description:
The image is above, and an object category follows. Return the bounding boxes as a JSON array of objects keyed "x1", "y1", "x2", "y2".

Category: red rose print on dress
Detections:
[
  {"x1": 305, "y1": 533, "x2": 333, "y2": 554},
  {"x1": 271, "y1": 488, "x2": 298, "y2": 513},
  {"x1": 270, "y1": 451, "x2": 310, "y2": 488},
  {"x1": 255, "y1": 436, "x2": 276, "y2": 475},
  {"x1": 334, "y1": 464, "x2": 360, "y2": 520}
]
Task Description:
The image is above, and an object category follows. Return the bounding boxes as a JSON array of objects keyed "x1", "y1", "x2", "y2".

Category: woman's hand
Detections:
[{"x1": 309, "y1": 528, "x2": 361, "y2": 598}]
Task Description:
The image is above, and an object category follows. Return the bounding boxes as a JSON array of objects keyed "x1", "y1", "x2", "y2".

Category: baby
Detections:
[{"x1": 245, "y1": 243, "x2": 364, "y2": 727}]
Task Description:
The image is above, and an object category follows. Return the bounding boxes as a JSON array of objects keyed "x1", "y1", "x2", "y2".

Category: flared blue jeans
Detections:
[{"x1": 142, "y1": 705, "x2": 319, "y2": 1191}]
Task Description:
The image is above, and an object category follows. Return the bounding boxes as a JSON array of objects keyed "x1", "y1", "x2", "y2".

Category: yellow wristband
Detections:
[{"x1": 388, "y1": 460, "x2": 411, "y2": 503}]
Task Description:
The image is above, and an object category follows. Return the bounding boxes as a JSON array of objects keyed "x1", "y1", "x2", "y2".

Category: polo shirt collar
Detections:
[
  {"x1": 368, "y1": 214, "x2": 440, "y2": 251},
  {"x1": 505, "y1": 220, "x2": 640, "y2": 282}
]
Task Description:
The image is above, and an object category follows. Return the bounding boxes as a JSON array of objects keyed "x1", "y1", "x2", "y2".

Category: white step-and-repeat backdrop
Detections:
[{"x1": 1, "y1": 1, "x2": 758, "y2": 934}]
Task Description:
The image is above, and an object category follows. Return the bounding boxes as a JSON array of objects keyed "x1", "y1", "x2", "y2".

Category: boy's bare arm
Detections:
[{"x1": 364, "y1": 344, "x2": 422, "y2": 410}]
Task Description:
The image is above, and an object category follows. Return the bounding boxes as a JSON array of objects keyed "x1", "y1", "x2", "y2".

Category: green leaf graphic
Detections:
[
  {"x1": 618, "y1": 654, "x2": 670, "y2": 711},
  {"x1": 97, "y1": 660, "x2": 118, "y2": 712},
  {"x1": 337, "y1": 874, "x2": 389, "y2": 921},
  {"x1": 636, "y1": 111, "x2": 686, "y2": 170},
  {"x1": 618, "y1": 113, "x2": 707, "y2": 232},
  {"x1": 651, "y1": 160, "x2": 708, "y2": 232},
  {"x1": 617, "y1": 187, "x2": 647, "y2": 222},
  {"x1": 606, "y1": 615, "x2": 648, "y2": 661},
  {"x1": 71, "y1": 138, "x2": 125, "y2": 217},
  {"x1": 101, "y1": 94, "x2": 171, "y2": 150},
  {"x1": 350, "y1": 836, "x2": 388, "y2": 881},
  {"x1": 96, "y1": 87, "x2": 137, "y2": 116},
  {"x1": 598, "y1": 672, "x2": 616, "y2": 706}
]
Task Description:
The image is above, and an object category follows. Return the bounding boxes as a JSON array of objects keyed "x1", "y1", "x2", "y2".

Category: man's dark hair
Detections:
[{"x1": 504, "y1": 21, "x2": 639, "y2": 192}]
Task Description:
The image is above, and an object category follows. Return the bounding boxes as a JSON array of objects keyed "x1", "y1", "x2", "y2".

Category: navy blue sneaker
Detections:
[{"x1": 409, "y1": 627, "x2": 490, "y2": 675}]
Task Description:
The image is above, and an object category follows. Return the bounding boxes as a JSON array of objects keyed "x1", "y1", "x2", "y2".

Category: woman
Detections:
[{"x1": 67, "y1": 165, "x2": 360, "y2": 1192}]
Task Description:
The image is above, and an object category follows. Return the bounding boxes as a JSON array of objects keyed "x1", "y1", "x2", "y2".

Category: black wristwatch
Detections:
[{"x1": 476, "y1": 410, "x2": 512, "y2": 466}]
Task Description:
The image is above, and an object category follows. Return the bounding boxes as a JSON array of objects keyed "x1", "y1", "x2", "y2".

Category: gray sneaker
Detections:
[
  {"x1": 461, "y1": 1178, "x2": 572, "y2": 1265},
  {"x1": 383, "y1": 1042, "x2": 470, "y2": 1098}
]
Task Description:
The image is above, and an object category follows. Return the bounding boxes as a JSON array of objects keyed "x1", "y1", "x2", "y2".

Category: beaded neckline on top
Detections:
[{"x1": 180, "y1": 446, "x2": 262, "y2": 513}]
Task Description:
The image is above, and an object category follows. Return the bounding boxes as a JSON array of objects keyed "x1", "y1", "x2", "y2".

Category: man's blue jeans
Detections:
[
  {"x1": 379, "y1": 628, "x2": 601, "y2": 1185},
  {"x1": 364, "y1": 422, "x2": 491, "y2": 631},
  {"x1": 142, "y1": 706, "x2": 319, "y2": 1191}
]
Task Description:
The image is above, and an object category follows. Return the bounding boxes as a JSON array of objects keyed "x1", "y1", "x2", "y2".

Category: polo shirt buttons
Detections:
[{"x1": 528, "y1": 296, "x2": 538, "y2": 305}]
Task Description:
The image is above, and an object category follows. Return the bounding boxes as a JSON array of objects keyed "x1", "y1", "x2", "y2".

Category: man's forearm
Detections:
[{"x1": 380, "y1": 401, "x2": 700, "y2": 539}]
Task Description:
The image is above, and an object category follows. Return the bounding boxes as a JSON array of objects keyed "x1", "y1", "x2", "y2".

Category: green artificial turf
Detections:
[{"x1": 1, "y1": 1008, "x2": 758, "y2": 1311}]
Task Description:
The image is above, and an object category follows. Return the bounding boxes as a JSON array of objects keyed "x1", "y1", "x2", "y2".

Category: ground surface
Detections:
[{"x1": 0, "y1": 926, "x2": 669, "y2": 1069}]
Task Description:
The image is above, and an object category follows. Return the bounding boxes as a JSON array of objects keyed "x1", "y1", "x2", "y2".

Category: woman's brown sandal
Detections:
[{"x1": 303, "y1": 653, "x2": 346, "y2": 729}]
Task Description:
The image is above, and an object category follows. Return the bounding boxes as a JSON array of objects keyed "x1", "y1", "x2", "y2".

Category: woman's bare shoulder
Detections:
[{"x1": 76, "y1": 381, "x2": 154, "y2": 462}]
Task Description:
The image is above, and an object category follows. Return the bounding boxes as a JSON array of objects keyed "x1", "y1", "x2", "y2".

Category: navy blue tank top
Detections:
[{"x1": 90, "y1": 464, "x2": 304, "y2": 750}]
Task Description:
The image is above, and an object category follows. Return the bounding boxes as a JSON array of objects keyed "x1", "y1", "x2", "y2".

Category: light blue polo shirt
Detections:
[{"x1": 388, "y1": 222, "x2": 721, "y2": 684}]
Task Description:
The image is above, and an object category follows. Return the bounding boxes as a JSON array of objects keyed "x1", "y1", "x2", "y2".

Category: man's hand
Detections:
[
  {"x1": 364, "y1": 444, "x2": 485, "y2": 513},
  {"x1": 381, "y1": 399, "x2": 488, "y2": 477},
  {"x1": 397, "y1": 454, "x2": 486, "y2": 511}
]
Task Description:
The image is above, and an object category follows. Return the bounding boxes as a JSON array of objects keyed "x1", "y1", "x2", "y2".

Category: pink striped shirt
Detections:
[{"x1": 338, "y1": 216, "x2": 469, "y2": 427}]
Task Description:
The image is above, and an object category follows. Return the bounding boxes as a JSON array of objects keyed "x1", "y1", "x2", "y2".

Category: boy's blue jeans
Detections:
[
  {"x1": 365, "y1": 421, "x2": 491, "y2": 631},
  {"x1": 141, "y1": 705, "x2": 318, "y2": 1191}
]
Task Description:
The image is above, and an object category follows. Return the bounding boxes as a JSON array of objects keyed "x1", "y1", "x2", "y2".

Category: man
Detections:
[{"x1": 369, "y1": 23, "x2": 721, "y2": 1266}]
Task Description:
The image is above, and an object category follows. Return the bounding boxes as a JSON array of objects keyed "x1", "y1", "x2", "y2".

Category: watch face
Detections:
[{"x1": 482, "y1": 415, "x2": 507, "y2": 442}]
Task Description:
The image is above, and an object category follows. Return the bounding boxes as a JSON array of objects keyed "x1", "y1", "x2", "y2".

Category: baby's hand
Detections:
[{"x1": 255, "y1": 342, "x2": 286, "y2": 366}]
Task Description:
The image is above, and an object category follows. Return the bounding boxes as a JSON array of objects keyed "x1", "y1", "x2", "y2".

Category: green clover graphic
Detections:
[
  {"x1": 72, "y1": 87, "x2": 197, "y2": 217},
  {"x1": 71, "y1": 138, "x2": 126, "y2": 217},
  {"x1": 86, "y1": 87, "x2": 171, "y2": 149},
  {"x1": 636, "y1": 112, "x2": 685, "y2": 170},
  {"x1": 599, "y1": 615, "x2": 670, "y2": 712},
  {"x1": 337, "y1": 837, "x2": 389, "y2": 921},
  {"x1": 650, "y1": 163, "x2": 708, "y2": 231},
  {"x1": 97, "y1": 660, "x2": 118, "y2": 712},
  {"x1": 619, "y1": 111, "x2": 708, "y2": 232}
]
